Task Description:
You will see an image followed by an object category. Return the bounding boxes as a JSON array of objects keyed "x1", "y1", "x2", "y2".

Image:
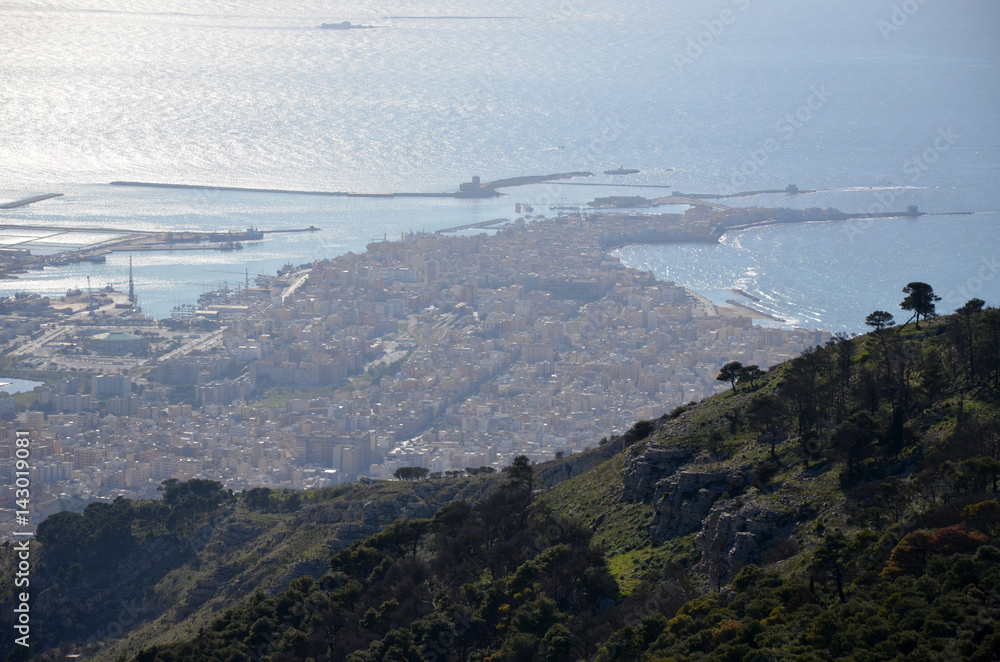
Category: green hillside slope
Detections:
[{"x1": 5, "y1": 302, "x2": 1000, "y2": 661}]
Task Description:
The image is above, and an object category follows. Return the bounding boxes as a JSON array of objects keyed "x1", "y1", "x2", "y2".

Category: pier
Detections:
[
  {"x1": 111, "y1": 181, "x2": 452, "y2": 199},
  {"x1": 435, "y1": 218, "x2": 512, "y2": 234},
  {"x1": 556, "y1": 182, "x2": 675, "y2": 190},
  {"x1": 672, "y1": 184, "x2": 815, "y2": 200},
  {"x1": 0, "y1": 193, "x2": 64, "y2": 209},
  {"x1": 110, "y1": 172, "x2": 594, "y2": 200}
]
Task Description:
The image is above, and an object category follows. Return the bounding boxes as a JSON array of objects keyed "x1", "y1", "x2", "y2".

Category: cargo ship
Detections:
[{"x1": 604, "y1": 166, "x2": 640, "y2": 175}]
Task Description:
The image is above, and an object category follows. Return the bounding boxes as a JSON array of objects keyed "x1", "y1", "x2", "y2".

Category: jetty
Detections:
[
  {"x1": 435, "y1": 218, "x2": 512, "y2": 234},
  {"x1": 0, "y1": 193, "x2": 64, "y2": 209},
  {"x1": 261, "y1": 226, "x2": 321, "y2": 234},
  {"x1": 384, "y1": 15, "x2": 527, "y2": 20},
  {"x1": 110, "y1": 172, "x2": 594, "y2": 200},
  {"x1": 111, "y1": 181, "x2": 452, "y2": 199},
  {"x1": 555, "y1": 182, "x2": 674, "y2": 190},
  {"x1": 673, "y1": 184, "x2": 815, "y2": 200}
]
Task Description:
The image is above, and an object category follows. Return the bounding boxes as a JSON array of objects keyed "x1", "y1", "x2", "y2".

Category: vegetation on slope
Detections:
[{"x1": 6, "y1": 292, "x2": 1000, "y2": 660}]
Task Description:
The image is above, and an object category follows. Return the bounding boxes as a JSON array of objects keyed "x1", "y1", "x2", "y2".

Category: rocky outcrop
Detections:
[
  {"x1": 694, "y1": 496, "x2": 806, "y2": 586},
  {"x1": 621, "y1": 441, "x2": 751, "y2": 543},
  {"x1": 648, "y1": 469, "x2": 751, "y2": 542},
  {"x1": 621, "y1": 444, "x2": 696, "y2": 502}
]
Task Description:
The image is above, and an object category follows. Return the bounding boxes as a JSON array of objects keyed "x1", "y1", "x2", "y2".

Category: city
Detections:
[{"x1": 0, "y1": 208, "x2": 829, "y2": 535}]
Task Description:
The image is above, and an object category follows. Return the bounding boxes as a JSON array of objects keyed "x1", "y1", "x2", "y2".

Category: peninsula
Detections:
[{"x1": 0, "y1": 207, "x2": 828, "y2": 514}]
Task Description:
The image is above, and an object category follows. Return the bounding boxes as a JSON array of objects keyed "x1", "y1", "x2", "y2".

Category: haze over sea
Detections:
[{"x1": 1, "y1": 0, "x2": 998, "y2": 332}]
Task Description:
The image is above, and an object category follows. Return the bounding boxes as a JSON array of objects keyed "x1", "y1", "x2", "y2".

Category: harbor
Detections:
[{"x1": 0, "y1": 218, "x2": 319, "y2": 279}]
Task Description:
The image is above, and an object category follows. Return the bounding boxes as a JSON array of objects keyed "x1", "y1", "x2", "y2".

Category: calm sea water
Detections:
[{"x1": 1, "y1": 0, "x2": 998, "y2": 331}]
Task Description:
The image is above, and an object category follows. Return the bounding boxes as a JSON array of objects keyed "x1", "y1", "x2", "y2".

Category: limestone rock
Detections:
[
  {"x1": 694, "y1": 497, "x2": 804, "y2": 586},
  {"x1": 647, "y1": 469, "x2": 750, "y2": 542},
  {"x1": 621, "y1": 443, "x2": 697, "y2": 502}
]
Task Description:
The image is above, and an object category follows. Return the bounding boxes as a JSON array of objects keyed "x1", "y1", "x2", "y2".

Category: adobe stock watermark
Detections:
[
  {"x1": 673, "y1": 0, "x2": 753, "y2": 73},
  {"x1": 878, "y1": 0, "x2": 932, "y2": 40},
  {"x1": 720, "y1": 86, "x2": 830, "y2": 194},
  {"x1": 844, "y1": 126, "x2": 959, "y2": 242},
  {"x1": 943, "y1": 255, "x2": 1000, "y2": 310}
]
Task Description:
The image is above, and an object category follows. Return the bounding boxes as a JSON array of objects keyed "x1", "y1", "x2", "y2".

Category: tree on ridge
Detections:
[
  {"x1": 866, "y1": 310, "x2": 896, "y2": 380},
  {"x1": 717, "y1": 361, "x2": 744, "y2": 392},
  {"x1": 957, "y1": 298, "x2": 985, "y2": 380},
  {"x1": 900, "y1": 282, "x2": 941, "y2": 329},
  {"x1": 738, "y1": 364, "x2": 765, "y2": 389}
]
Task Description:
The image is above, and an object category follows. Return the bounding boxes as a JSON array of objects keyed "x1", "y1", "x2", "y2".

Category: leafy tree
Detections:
[
  {"x1": 865, "y1": 310, "x2": 894, "y2": 331},
  {"x1": 716, "y1": 361, "x2": 743, "y2": 392},
  {"x1": 393, "y1": 467, "x2": 429, "y2": 481},
  {"x1": 829, "y1": 414, "x2": 876, "y2": 481},
  {"x1": 158, "y1": 478, "x2": 224, "y2": 506},
  {"x1": 918, "y1": 349, "x2": 949, "y2": 409},
  {"x1": 746, "y1": 393, "x2": 787, "y2": 459},
  {"x1": 956, "y1": 298, "x2": 985, "y2": 379},
  {"x1": 737, "y1": 364, "x2": 765, "y2": 389},
  {"x1": 865, "y1": 310, "x2": 896, "y2": 381},
  {"x1": 962, "y1": 499, "x2": 1000, "y2": 535},
  {"x1": 505, "y1": 455, "x2": 534, "y2": 491},
  {"x1": 505, "y1": 455, "x2": 535, "y2": 526},
  {"x1": 778, "y1": 346, "x2": 828, "y2": 435},
  {"x1": 541, "y1": 623, "x2": 574, "y2": 662},
  {"x1": 809, "y1": 530, "x2": 848, "y2": 603},
  {"x1": 826, "y1": 333, "x2": 855, "y2": 424},
  {"x1": 900, "y1": 282, "x2": 941, "y2": 329}
]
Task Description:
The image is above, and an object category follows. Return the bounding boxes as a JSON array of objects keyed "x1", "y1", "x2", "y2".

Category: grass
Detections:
[
  {"x1": 606, "y1": 534, "x2": 698, "y2": 595},
  {"x1": 538, "y1": 450, "x2": 655, "y2": 555}
]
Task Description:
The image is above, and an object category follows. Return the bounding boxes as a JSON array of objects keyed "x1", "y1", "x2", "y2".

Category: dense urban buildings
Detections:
[{"x1": 0, "y1": 210, "x2": 828, "y2": 533}]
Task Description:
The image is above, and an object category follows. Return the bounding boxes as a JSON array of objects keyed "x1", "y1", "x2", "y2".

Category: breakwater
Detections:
[
  {"x1": 0, "y1": 193, "x2": 64, "y2": 209},
  {"x1": 110, "y1": 172, "x2": 594, "y2": 200},
  {"x1": 111, "y1": 181, "x2": 454, "y2": 199}
]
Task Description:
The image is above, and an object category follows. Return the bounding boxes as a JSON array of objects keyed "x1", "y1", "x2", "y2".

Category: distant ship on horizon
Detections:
[
  {"x1": 604, "y1": 165, "x2": 641, "y2": 175},
  {"x1": 321, "y1": 21, "x2": 377, "y2": 30}
]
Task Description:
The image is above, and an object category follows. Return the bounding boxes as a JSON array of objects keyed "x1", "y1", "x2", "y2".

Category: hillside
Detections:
[{"x1": 4, "y1": 302, "x2": 1000, "y2": 660}]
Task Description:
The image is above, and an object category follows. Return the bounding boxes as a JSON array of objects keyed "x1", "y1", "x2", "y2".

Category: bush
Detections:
[{"x1": 962, "y1": 500, "x2": 1000, "y2": 535}]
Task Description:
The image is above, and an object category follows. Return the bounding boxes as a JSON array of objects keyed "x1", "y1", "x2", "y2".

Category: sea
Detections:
[{"x1": 1, "y1": 0, "x2": 998, "y2": 333}]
